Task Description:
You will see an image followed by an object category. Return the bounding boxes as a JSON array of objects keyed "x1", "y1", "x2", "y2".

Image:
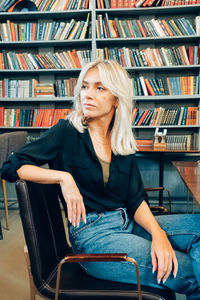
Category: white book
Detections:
[
  {"x1": 59, "y1": 22, "x2": 70, "y2": 40},
  {"x1": 54, "y1": 22, "x2": 66, "y2": 40},
  {"x1": 28, "y1": 53, "x2": 39, "y2": 69},
  {"x1": 139, "y1": 76, "x2": 148, "y2": 96},
  {"x1": 68, "y1": 21, "x2": 81, "y2": 40}
]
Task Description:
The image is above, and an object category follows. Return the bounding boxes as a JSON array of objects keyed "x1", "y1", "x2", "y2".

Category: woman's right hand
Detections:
[{"x1": 60, "y1": 172, "x2": 86, "y2": 227}]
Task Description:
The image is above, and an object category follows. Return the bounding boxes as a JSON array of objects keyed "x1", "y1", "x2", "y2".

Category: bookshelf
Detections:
[{"x1": 0, "y1": 3, "x2": 200, "y2": 151}]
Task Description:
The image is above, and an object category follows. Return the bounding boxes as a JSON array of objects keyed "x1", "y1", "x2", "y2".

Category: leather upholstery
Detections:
[{"x1": 15, "y1": 180, "x2": 176, "y2": 300}]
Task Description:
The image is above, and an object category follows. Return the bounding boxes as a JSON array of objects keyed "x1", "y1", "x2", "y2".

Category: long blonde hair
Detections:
[{"x1": 67, "y1": 59, "x2": 137, "y2": 155}]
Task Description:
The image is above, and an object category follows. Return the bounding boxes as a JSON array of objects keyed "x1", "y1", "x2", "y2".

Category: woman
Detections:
[{"x1": 2, "y1": 59, "x2": 200, "y2": 299}]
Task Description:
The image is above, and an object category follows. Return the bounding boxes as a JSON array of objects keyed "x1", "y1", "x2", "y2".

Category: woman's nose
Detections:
[{"x1": 85, "y1": 85, "x2": 96, "y2": 98}]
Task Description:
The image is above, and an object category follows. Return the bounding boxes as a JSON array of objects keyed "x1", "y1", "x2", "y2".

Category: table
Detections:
[
  {"x1": 172, "y1": 161, "x2": 200, "y2": 210},
  {"x1": 137, "y1": 147, "x2": 199, "y2": 206}
]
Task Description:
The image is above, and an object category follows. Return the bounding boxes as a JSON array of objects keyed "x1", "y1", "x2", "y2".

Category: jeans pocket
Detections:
[{"x1": 70, "y1": 213, "x2": 102, "y2": 237}]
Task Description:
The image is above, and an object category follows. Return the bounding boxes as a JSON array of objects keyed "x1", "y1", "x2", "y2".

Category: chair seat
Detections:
[{"x1": 38, "y1": 261, "x2": 176, "y2": 300}]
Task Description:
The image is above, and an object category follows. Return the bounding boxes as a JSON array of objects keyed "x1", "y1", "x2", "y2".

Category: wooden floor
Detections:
[{"x1": 0, "y1": 209, "x2": 186, "y2": 300}]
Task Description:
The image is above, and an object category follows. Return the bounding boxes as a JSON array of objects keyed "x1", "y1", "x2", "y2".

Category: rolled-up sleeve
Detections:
[
  {"x1": 126, "y1": 155, "x2": 148, "y2": 218},
  {"x1": 1, "y1": 119, "x2": 66, "y2": 182}
]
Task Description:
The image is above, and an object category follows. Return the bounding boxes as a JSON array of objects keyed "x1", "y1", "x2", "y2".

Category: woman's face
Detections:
[{"x1": 80, "y1": 68, "x2": 117, "y2": 122}]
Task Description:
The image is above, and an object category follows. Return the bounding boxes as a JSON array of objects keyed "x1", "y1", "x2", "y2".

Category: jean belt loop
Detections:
[{"x1": 120, "y1": 207, "x2": 127, "y2": 227}]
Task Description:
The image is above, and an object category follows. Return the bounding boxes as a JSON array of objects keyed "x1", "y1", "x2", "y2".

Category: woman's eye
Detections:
[
  {"x1": 81, "y1": 84, "x2": 87, "y2": 89},
  {"x1": 97, "y1": 86, "x2": 104, "y2": 91}
]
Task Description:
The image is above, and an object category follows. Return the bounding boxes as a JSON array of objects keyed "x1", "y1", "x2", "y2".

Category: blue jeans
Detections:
[{"x1": 69, "y1": 209, "x2": 200, "y2": 300}]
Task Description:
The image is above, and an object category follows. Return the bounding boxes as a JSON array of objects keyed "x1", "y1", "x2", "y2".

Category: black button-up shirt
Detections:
[{"x1": 1, "y1": 119, "x2": 147, "y2": 218}]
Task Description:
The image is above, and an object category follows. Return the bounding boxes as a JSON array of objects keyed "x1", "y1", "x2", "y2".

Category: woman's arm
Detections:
[
  {"x1": 17, "y1": 165, "x2": 86, "y2": 227},
  {"x1": 134, "y1": 200, "x2": 178, "y2": 284}
]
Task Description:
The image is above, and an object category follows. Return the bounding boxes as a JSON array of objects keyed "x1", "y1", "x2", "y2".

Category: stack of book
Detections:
[
  {"x1": 166, "y1": 134, "x2": 199, "y2": 150},
  {"x1": 34, "y1": 83, "x2": 55, "y2": 97}
]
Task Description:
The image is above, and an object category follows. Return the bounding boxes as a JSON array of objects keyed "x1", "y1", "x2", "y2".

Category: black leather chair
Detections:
[{"x1": 15, "y1": 180, "x2": 176, "y2": 300}]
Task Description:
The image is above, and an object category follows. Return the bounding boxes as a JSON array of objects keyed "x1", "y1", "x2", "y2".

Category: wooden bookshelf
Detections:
[{"x1": 0, "y1": 3, "x2": 200, "y2": 150}]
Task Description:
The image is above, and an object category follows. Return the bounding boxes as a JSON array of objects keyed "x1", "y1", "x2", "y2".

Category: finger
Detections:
[
  {"x1": 81, "y1": 201, "x2": 86, "y2": 223},
  {"x1": 76, "y1": 200, "x2": 81, "y2": 227},
  {"x1": 157, "y1": 254, "x2": 167, "y2": 283},
  {"x1": 71, "y1": 200, "x2": 77, "y2": 227},
  {"x1": 151, "y1": 250, "x2": 157, "y2": 274},
  {"x1": 67, "y1": 201, "x2": 72, "y2": 223},
  {"x1": 162, "y1": 257, "x2": 172, "y2": 284},
  {"x1": 173, "y1": 253, "x2": 178, "y2": 278}
]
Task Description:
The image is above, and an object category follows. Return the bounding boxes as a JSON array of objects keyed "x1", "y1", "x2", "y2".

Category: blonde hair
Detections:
[{"x1": 67, "y1": 59, "x2": 137, "y2": 155}]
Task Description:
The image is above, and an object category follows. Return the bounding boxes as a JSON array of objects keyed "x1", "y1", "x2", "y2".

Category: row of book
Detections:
[
  {"x1": 96, "y1": 15, "x2": 196, "y2": 39},
  {"x1": 0, "y1": 0, "x2": 90, "y2": 11},
  {"x1": 0, "y1": 15, "x2": 91, "y2": 41},
  {"x1": 96, "y1": 45, "x2": 200, "y2": 68},
  {"x1": 1, "y1": 75, "x2": 199, "y2": 98},
  {"x1": 0, "y1": 78, "x2": 78, "y2": 98},
  {"x1": 0, "y1": 107, "x2": 71, "y2": 127},
  {"x1": 165, "y1": 134, "x2": 199, "y2": 150},
  {"x1": 2, "y1": 45, "x2": 198, "y2": 70},
  {"x1": 132, "y1": 76, "x2": 200, "y2": 96},
  {"x1": 32, "y1": 0, "x2": 91, "y2": 10},
  {"x1": 0, "y1": 50, "x2": 92, "y2": 70},
  {"x1": 100, "y1": 0, "x2": 200, "y2": 8},
  {"x1": 131, "y1": 106, "x2": 199, "y2": 126}
]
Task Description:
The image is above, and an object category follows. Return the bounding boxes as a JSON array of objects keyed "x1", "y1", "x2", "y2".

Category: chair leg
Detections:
[{"x1": 2, "y1": 179, "x2": 9, "y2": 230}]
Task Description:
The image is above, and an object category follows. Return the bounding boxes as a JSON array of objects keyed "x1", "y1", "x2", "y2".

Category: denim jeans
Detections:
[{"x1": 69, "y1": 208, "x2": 200, "y2": 300}]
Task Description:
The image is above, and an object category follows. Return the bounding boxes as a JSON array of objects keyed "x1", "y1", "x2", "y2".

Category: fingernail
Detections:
[
  {"x1": 162, "y1": 279, "x2": 166, "y2": 284},
  {"x1": 69, "y1": 219, "x2": 71, "y2": 223},
  {"x1": 152, "y1": 267, "x2": 155, "y2": 274},
  {"x1": 84, "y1": 219, "x2": 87, "y2": 224},
  {"x1": 73, "y1": 222, "x2": 75, "y2": 227},
  {"x1": 174, "y1": 273, "x2": 177, "y2": 278},
  {"x1": 157, "y1": 279, "x2": 161, "y2": 284},
  {"x1": 77, "y1": 223, "x2": 80, "y2": 228}
]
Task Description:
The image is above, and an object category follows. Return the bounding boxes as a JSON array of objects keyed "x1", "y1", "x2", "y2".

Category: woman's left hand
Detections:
[{"x1": 151, "y1": 229, "x2": 178, "y2": 284}]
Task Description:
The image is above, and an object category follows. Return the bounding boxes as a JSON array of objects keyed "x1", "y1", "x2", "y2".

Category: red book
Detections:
[
  {"x1": 136, "y1": 20, "x2": 146, "y2": 37},
  {"x1": 188, "y1": 46, "x2": 194, "y2": 65},
  {"x1": 144, "y1": 78, "x2": 156, "y2": 96},
  {"x1": 0, "y1": 107, "x2": 4, "y2": 126},
  {"x1": 137, "y1": 109, "x2": 149, "y2": 126},
  {"x1": 126, "y1": 20, "x2": 135, "y2": 38},
  {"x1": 110, "y1": 0, "x2": 118, "y2": 7},
  {"x1": 131, "y1": 108, "x2": 138, "y2": 123}
]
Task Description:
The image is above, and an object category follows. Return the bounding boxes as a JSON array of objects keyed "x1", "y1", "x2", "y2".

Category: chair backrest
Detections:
[
  {"x1": 0, "y1": 131, "x2": 28, "y2": 168},
  {"x1": 15, "y1": 180, "x2": 70, "y2": 290}
]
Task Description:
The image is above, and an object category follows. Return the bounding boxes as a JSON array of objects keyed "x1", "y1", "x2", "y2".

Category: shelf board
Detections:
[
  {"x1": 1, "y1": 97, "x2": 73, "y2": 102},
  {"x1": 0, "y1": 9, "x2": 91, "y2": 20},
  {"x1": 132, "y1": 125, "x2": 200, "y2": 128},
  {"x1": 134, "y1": 95, "x2": 200, "y2": 100},
  {"x1": 0, "y1": 126, "x2": 50, "y2": 130},
  {"x1": 126, "y1": 65, "x2": 200, "y2": 71},
  {"x1": 0, "y1": 40, "x2": 92, "y2": 49},
  {"x1": 96, "y1": 36, "x2": 199, "y2": 45},
  {"x1": 0, "y1": 68, "x2": 82, "y2": 74},
  {"x1": 96, "y1": 5, "x2": 200, "y2": 16}
]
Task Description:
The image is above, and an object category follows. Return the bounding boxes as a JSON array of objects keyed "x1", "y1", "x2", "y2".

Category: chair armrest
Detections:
[{"x1": 55, "y1": 253, "x2": 141, "y2": 300}]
